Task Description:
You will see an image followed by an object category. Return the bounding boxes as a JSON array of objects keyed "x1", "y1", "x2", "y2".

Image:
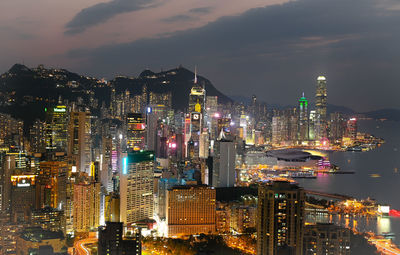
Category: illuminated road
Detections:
[
  {"x1": 368, "y1": 236, "x2": 400, "y2": 255},
  {"x1": 74, "y1": 238, "x2": 97, "y2": 255}
]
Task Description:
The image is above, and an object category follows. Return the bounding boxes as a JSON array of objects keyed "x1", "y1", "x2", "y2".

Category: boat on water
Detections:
[
  {"x1": 347, "y1": 146, "x2": 362, "y2": 152},
  {"x1": 370, "y1": 174, "x2": 381, "y2": 178}
]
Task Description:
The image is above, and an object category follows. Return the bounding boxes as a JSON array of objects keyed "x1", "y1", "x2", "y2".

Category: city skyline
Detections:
[
  {"x1": 1, "y1": 0, "x2": 400, "y2": 111},
  {"x1": 0, "y1": 0, "x2": 399, "y2": 254}
]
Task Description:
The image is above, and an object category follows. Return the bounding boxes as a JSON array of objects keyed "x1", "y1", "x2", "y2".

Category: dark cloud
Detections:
[
  {"x1": 161, "y1": 14, "x2": 195, "y2": 23},
  {"x1": 189, "y1": 7, "x2": 212, "y2": 14},
  {"x1": 65, "y1": 0, "x2": 161, "y2": 35},
  {"x1": 67, "y1": 0, "x2": 400, "y2": 111}
]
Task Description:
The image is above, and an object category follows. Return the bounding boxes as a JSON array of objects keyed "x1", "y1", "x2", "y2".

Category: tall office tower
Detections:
[
  {"x1": 308, "y1": 110, "x2": 316, "y2": 141},
  {"x1": 126, "y1": 113, "x2": 146, "y2": 151},
  {"x1": 346, "y1": 118, "x2": 358, "y2": 142},
  {"x1": 45, "y1": 105, "x2": 68, "y2": 151},
  {"x1": 10, "y1": 174, "x2": 37, "y2": 223},
  {"x1": 73, "y1": 181, "x2": 100, "y2": 232},
  {"x1": 30, "y1": 119, "x2": 46, "y2": 153},
  {"x1": 251, "y1": 95, "x2": 258, "y2": 122},
  {"x1": 98, "y1": 221, "x2": 142, "y2": 255},
  {"x1": 315, "y1": 76, "x2": 328, "y2": 140},
  {"x1": 188, "y1": 111, "x2": 202, "y2": 159},
  {"x1": 167, "y1": 185, "x2": 216, "y2": 237},
  {"x1": 206, "y1": 96, "x2": 218, "y2": 117},
  {"x1": 329, "y1": 112, "x2": 346, "y2": 143},
  {"x1": 272, "y1": 116, "x2": 283, "y2": 145},
  {"x1": 120, "y1": 151, "x2": 154, "y2": 224},
  {"x1": 146, "y1": 104, "x2": 167, "y2": 151},
  {"x1": 257, "y1": 181, "x2": 305, "y2": 255},
  {"x1": 287, "y1": 110, "x2": 299, "y2": 144},
  {"x1": 199, "y1": 129, "x2": 210, "y2": 159},
  {"x1": 188, "y1": 70, "x2": 206, "y2": 114},
  {"x1": 212, "y1": 131, "x2": 236, "y2": 188},
  {"x1": 298, "y1": 93, "x2": 309, "y2": 142},
  {"x1": 68, "y1": 111, "x2": 91, "y2": 173},
  {"x1": 37, "y1": 161, "x2": 68, "y2": 210},
  {"x1": 303, "y1": 223, "x2": 350, "y2": 255}
]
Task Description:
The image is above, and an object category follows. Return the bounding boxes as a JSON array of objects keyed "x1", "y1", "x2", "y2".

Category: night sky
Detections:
[{"x1": 1, "y1": 0, "x2": 400, "y2": 111}]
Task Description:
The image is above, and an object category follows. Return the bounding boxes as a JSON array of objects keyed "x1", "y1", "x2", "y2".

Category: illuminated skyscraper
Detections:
[
  {"x1": 257, "y1": 181, "x2": 305, "y2": 255},
  {"x1": 212, "y1": 131, "x2": 236, "y2": 188},
  {"x1": 188, "y1": 69, "x2": 205, "y2": 114},
  {"x1": 120, "y1": 151, "x2": 154, "y2": 224},
  {"x1": 346, "y1": 118, "x2": 358, "y2": 142},
  {"x1": 45, "y1": 105, "x2": 68, "y2": 151},
  {"x1": 67, "y1": 111, "x2": 91, "y2": 173},
  {"x1": 308, "y1": 110, "x2": 316, "y2": 141},
  {"x1": 298, "y1": 93, "x2": 309, "y2": 142},
  {"x1": 37, "y1": 161, "x2": 68, "y2": 210},
  {"x1": 188, "y1": 111, "x2": 202, "y2": 158},
  {"x1": 329, "y1": 112, "x2": 346, "y2": 143},
  {"x1": 73, "y1": 181, "x2": 100, "y2": 232},
  {"x1": 315, "y1": 76, "x2": 327, "y2": 140},
  {"x1": 10, "y1": 174, "x2": 37, "y2": 223},
  {"x1": 126, "y1": 113, "x2": 146, "y2": 151}
]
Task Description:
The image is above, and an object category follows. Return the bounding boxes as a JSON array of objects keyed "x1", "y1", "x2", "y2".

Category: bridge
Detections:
[{"x1": 305, "y1": 190, "x2": 353, "y2": 200}]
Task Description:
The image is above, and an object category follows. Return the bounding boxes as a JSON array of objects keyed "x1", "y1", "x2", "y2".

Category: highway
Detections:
[
  {"x1": 368, "y1": 235, "x2": 400, "y2": 255},
  {"x1": 74, "y1": 238, "x2": 97, "y2": 255}
]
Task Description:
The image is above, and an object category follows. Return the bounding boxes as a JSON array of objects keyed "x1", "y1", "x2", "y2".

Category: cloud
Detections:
[
  {"x1": 161, "y1": 14, "x2": 195, "y2": 23},
  {"x1": 67, "y1": 0, "x2": 400, "y2": 111},
  {"x1": 189, "y1": 7, "x2": 212, "y2": 14},
  {"x1": 65, "y1": 0, "x2": 162, "y2": 35}
]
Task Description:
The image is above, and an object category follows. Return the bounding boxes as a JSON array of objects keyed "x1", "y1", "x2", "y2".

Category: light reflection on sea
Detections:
[{"x1": 298, "y1": 120, "x2": 400, "y2": 244}]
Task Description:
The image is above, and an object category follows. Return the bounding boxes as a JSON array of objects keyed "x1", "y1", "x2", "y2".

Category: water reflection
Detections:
[{"x1": 377, "y1": 216, "x2": 391, "y2": 235}]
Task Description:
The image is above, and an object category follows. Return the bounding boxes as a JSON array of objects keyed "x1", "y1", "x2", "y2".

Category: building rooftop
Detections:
[{"x1": 19, "y1": 227, "x2": 64, "y2": 242}]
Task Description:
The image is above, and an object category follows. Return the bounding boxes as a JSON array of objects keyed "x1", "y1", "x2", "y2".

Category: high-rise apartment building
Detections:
[
  {"x1": 167, "y1": 185, "x2": 216, "y2": 237},
  {"x1": 257, "y1": 181, "x2": 305, "y2": 255},
  {"x1": 303, "y1": 223, "x2": 350, "y2": 255},
  {"x1": 68, "y1": 111, "x2": 91, "y2": 173},
  {"x1": 98, "y1": 221, "x2": 142, "y2": 255},
  {"x1": 73, "y1": 181, "x2": 100, "y2": 232},
  {"x1": 120, "y1": 151, "x2": 154, "y2": 224}
]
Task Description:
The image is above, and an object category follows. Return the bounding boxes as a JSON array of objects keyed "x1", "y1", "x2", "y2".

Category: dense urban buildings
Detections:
[{"x1": 0, "y1": 64, "x2": 383, "y2": 254}]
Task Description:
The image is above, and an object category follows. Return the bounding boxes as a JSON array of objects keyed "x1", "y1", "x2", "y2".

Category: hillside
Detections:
[{"x1": 0, "y1": 64, "x2": 232, "y2": 127}]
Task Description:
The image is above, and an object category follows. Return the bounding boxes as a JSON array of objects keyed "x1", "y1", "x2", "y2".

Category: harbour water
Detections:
[{"x1": 297, "y1": 119, "x2": 400, "y2": 244}]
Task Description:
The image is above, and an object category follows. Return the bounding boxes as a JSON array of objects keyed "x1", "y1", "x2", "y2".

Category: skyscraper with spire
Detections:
[
  {"x1": 315, "y1": 76, "x2": 327, "y2": 140},
  {"x1": 188, "y1": 67, "x2": 205, "y2": 114},
  {"x1": 298, "y1": 93, "x2": 309, "y2": 142}
]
